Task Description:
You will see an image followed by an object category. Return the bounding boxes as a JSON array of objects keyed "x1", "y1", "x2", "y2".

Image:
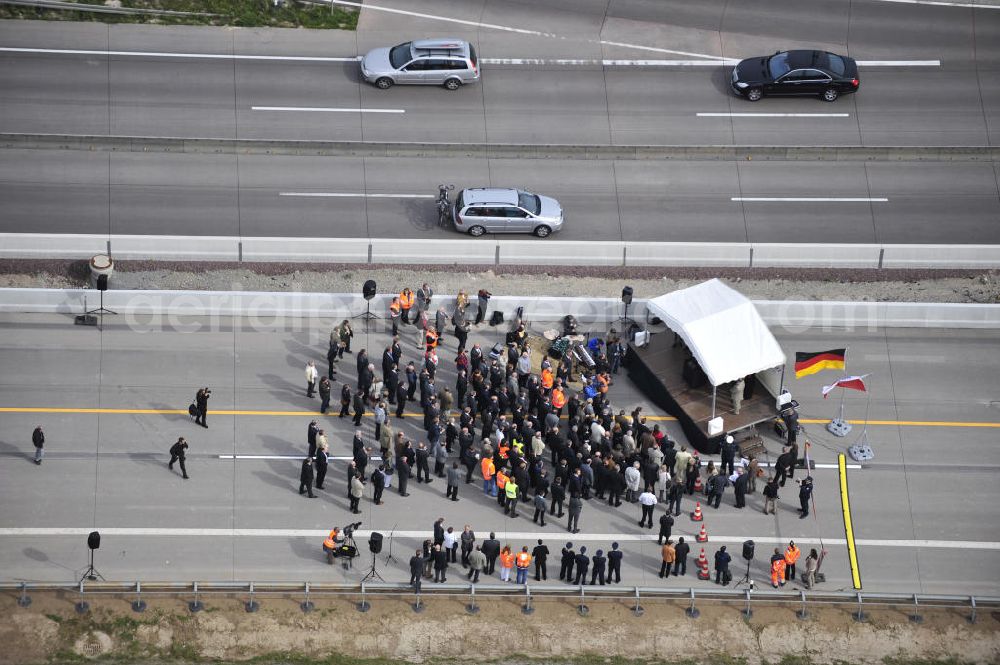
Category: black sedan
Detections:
[{"x1": 731, "y1": 50, "x2": 859, "y2": 102}]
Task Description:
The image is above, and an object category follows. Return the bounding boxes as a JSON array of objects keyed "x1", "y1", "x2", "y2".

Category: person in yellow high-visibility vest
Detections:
[{"x1": 505, "y1": 476, "x2": 520, "y2": 518}]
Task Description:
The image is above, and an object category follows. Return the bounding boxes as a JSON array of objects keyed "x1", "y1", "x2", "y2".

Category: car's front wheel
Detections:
[
  {"x1": 822, "y1": 88, "x2": 839, "y2": 102},
  {"x1": 468, "y1": 225, "x2": 486, "y2": 237},
  {"x1": 375, "y1": 77, "x2": 394, "y2": 90},
  {"x1": 533, "y1": 225, "x2": 552, "y2": 238},
  {"x1": 443, "y1": 78, "x2": 462, "y2": 91},
  {"x1": 746, "y1": 87, "x2": 763, "y2": 102}
]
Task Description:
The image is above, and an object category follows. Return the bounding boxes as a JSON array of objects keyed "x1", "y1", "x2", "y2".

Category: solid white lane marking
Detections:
[
  {"x1": 866, "y1": 0, "x2": 1000, "y2": 9},
  {"x1": 2, "y1": 527, "x2": 995, "y2": 549},
  {"x1": 0, "y1": 48, "x2": 941, "y2": 69},
  {"x1": 481, "y1": 58, "x2": 735, "y2": 66},
  {"x1": 252, "y1": 106, "x2": 404, "y2": 114},
  {"x1": 698, "y1": 113, "x2": 850, "y2": 118},
  {"x1": 857, "y1": 60, "x2": 941, "y2": 66},
  {"x1": 0, "y1": 46, "x2": 358, "y2": 61},
  {"x1": 278, "y1": 192, "x2": 434, "y2": 198},
  {"x1": 733, "y1": 197, "x2": 889, "y2": 202}
]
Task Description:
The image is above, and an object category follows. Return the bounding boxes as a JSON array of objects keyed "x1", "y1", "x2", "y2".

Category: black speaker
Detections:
[
  {"x1": 362, "y1": 280, "x2": 377, "y2": 301},
  {"x1": 88, "y1": 531, "x2": 101, "y2": 550},
  {"x1": 96, "y1": 274, "x2": 109, "y2": 291},
  {"x1": 621, "y1": 286, "x2": 633, "y2": 305},
  {"x1": 742, "y1": 539, "x2": 754, "y2": 561},
  {"x1": 368, "y1": 532, "x2": 383, "y2": 554}
]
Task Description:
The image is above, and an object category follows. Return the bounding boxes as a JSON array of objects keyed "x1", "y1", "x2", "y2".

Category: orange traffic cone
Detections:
[
  {"x1": 693, "y1": 474, "x2": 703, "y2": 493},
  {"x1": 697, "y1": 523, "x2": 708, "y2": 543},
  {"x1": 690, "y1": 502, "x2": 703, "y2": 522},
  {"x1": 697, "y1": 548, "x2": 710, "y2": 580}
]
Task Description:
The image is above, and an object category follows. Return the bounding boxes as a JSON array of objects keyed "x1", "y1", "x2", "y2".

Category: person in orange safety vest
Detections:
[
  {"x1": 399, "y1": 288, "x2": 415, "y2": 324},
  {"x1": 784, "y1": 540, "x2": 801, "y2": 581},
  {"x1": 481, "y1": 456, "x2": 496, "y2": 496},
  {"x1": 540, "y1": 367, "x2": 554, "y2": 390},
  {"x1": 499, "y1": 545, "x2": 515, "y2": 582},
  {"x1": 515, "y1": 546, "x2": 533, "y2": 584},
  {"x1": 495, "y1": 468, "x2": 509, "y2": 509}
]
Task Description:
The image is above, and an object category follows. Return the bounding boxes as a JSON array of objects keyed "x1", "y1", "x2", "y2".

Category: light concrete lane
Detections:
[{"x1": 4, "y1": 149, "x2": 1000, "y2": 243}]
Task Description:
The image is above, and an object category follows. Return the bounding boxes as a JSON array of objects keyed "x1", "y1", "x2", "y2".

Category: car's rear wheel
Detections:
[
  {"x1": 746, "y1": 87, "x2": 763, "y2": 102},
  {"x1": 443, "y1": 78, "x2": 462, "y2": 91},
  {"x1": 468, "y1": 225, "x2": 486, "y2": 237},
  {"x1": 375, "y1": 77, "x2": 393, "y2": 90},
  {"x1": 533, "y1": 225, "x2": 552, "y2": 238},
  {"x1": 822, "y1": 88, "x2": 839, "y2": 102}
]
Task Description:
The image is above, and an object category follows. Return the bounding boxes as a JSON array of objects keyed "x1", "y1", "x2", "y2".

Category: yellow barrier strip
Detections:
[{"x1": 839, "y1": 453, "x2": 863, "y2": 590}]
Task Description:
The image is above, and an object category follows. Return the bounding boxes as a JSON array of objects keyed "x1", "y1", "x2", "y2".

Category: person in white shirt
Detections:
[
  {"x1": 305, "y1": 361, "x2": 318, "y2": 398},
  {"x1": 638, "y1": 487, "x2": 658, "y2": 528},
  {"x1": 443, "y1": 526, "x2": 458, "y2": 563}
]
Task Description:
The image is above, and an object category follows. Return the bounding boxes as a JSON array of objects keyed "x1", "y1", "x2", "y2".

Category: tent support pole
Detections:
[{"x1": 711, "y1": 386, "x2": 716, "y2": 419}]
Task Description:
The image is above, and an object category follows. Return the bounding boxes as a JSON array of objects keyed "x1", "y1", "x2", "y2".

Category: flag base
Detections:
[
  {"x1": 827, "y1": 418, "x2": 852, "y2": 437},
  {"x1": 848, "y1": 444, "x2": 874, "y2": 462}
]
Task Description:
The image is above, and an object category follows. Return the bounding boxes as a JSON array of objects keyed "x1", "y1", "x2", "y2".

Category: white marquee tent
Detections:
[{"x1": 645, "y1": 279, "x2": 786, "y2": 387}]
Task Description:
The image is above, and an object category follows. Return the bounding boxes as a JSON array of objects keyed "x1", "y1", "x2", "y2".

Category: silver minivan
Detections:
[
  {"x1": 452, "y1": 188, "x2": 564, "y2": 237},
  {"x1": 360, "y1": 38, "x2": 480, "y2": 90}
]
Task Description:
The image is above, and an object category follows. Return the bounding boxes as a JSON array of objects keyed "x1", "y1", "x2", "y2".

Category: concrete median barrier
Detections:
[
  {"x1": 241, "y1": 237, "x2": 369, "y2": 263},
  {"x1": 109, "y1": 235, "x2": 239, "y2": 262},
  {"x1": 0, "y1": 233, "x2": 108, "y2": 259},
  {"x1": 498, "y1": 240, "x2": 625, "y2": 266},
  {"x1": 881, "y1": 245, "x2": 1000, "y2": 269},
  {"x1": 370, "y1": 238, "x2": 496, "y2": 265},
  {"x1": 625, "y1": 242, "x2": 751, "y2": 267},
  {"x1": 752, "y1": 243, "x2": 882, "y2": 269}
]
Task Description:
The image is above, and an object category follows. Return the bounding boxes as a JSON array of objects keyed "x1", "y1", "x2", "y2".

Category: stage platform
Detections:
[{"x1": 627, "y1": 332, "x2": 776, "y2": 454}]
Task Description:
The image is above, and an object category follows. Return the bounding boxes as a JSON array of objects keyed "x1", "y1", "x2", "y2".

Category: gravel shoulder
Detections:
[{"x1": 1, "y1": 260, "x2": 998, "y2": 304}]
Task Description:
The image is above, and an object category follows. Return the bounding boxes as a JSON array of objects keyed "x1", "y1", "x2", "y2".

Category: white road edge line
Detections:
[
  {"x1": 278, "y1": 192, "x2": 434, "y2": 198},
  {"x1": 0, "y1": 46, "x2": 359, "y2": 61},
  {"x1": 1, "y1": 527, "x2": 994, "y2": 549},
  {"x1": 252, "y1": 106, "x2": 404, "y2": 114},
  {"x1": 733, "y1": 197, "x2": 890, "y2": 202},
  {"x1": 0, "y1": 48, "x2": 941, "y2": 68},
  {"x1": 866, "y1": 0, "x2": 1000, "y2": 9},
  {"x1": 698, "y1": 113, "x2": 850, "y2": 118}
]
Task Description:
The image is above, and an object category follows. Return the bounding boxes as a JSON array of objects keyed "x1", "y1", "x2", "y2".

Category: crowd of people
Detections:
[{"x1": 182, "y1": 282, "x2": 819, "y2": 588}]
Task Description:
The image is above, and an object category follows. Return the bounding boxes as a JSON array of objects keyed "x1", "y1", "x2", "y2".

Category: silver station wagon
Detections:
[
  {"x1": 360, "y1": 38, "x2": 480, "y2": 90},
  {"x1": 452, "y1": 188, "x2": 564, "y2": 238}
]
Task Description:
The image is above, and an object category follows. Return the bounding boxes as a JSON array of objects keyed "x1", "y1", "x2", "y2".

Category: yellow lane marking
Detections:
[
  {"x1": 839, "y1": 453, "x2": 863, "y2": 590},
  {"x1": 0, "y1": 407, "x2": 998, "y2": 428}
]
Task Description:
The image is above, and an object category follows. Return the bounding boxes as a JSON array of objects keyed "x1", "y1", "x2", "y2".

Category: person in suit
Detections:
[
  {"x1": 734, "y1": 467, "x2": 749, "y2": 508},
  {"x1": 396, "y1": 457, "x2": 411, "y2": 496},
  {"x1": 314, "y1": 442, "x2": 329, "y2": 489},
  {"x1": 32, "y1": 425, "x2": 45, "y2": 465},
  {"x1": 307, "y1": 420, "x2": 319, "y2": 458},
  {"x1": 168, "y1": 437, "x2": 189, "y2": 479},
  {"x1": 371, "y1": 465, "x2": 386, "y2": 505},
  {"x1": 590, "y1": 549, "x2": 607, "y2": 585},
  {"x1": 559, "y1": 542, "x2": 575, "y2": 582},
  {"x1": 409, "y1": 549, "x2": 424, "y2": 592},
  {"x1": 432, "y1": 544, "x2": 449, "y2": 583},
  {"x1": 658, "y1": 511, "x2": 674, "y2": 545},
  {"x1": 446, "y1": 461, "x2": 461, "y2": 501},
  {"x1": 481, "y1": 532, "x2": 501, "y2": 574},
  {"x1": 607, "y1": 542, "x2": 623, "y2": 583},
  {"x1": 674, "y1": 537, "x2": 690, "y2": 577},
  {"x1": 339, "y1": 384, "x2": 352, "y2": 419},
  {"x1": 573, "y1": 546, "x2": 590, "y2": 585},
  {"x1": 319, "y1": 377, "x2": 332, "y2": 414},
  {"x1": 349, "y1": 474, "x2": 364, "y2": 513},
  {"x1": 532, "y1": 539, "x2": 549, "y2": 581},
  {"x1": 194, "y1": 387, "x2": 210, "y2": 428},
  {"x1": 467, "y1": 545, "x2": 486, "y2": 583},
  {"x1": 299, "y1": 457, "x2": 316, "y2": 498}
]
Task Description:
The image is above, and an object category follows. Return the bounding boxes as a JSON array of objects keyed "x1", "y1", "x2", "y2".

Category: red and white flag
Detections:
[{"x1": 822, "y1": 375, "x2": 868, "y2": 398}]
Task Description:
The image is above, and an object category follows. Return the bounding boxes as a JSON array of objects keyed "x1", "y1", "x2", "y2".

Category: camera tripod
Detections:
[
  {"x1": 384, "y1": 523, "x2": 398, "y2": 566},
  {"x1": 79, "y1": 548, "x2": 104, "y2": 583}
]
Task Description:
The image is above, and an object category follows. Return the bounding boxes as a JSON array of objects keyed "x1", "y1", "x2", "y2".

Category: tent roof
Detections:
[{"x1": 645, "y1": 279, "x2": 786, "y2": 387}]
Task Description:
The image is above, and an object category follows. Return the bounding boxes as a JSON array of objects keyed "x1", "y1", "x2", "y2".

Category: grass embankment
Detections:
[{"x1": 0, "y1": 0, "x2": 359, "y2": 29}]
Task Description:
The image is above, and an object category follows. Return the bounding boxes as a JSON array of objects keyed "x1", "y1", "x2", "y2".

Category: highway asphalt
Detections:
[
  {"x1": 2, "y1": 148, "x2": 998, "y2": 243},
  {"x1": 0, "y1": 313, "x2": 997, "y2": 594}
]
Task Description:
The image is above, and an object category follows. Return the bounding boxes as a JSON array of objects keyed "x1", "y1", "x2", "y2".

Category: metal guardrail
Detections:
[{"x1": 5, "y1": 581, "x2": 998, "y2": 623}]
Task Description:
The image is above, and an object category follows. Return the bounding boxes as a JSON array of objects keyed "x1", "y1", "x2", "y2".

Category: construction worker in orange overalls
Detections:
[
  {"x1": 481, "y1": 455, "x2": 496, "y2": 496},
  {"x1": 515, "y1": 546, "x2": 533, "y2": 584},
  {"x1": 495, "y1": 467, "x2": 509, "y2": 510},
  {"x1": 784, "y1": 540, "x2": 801, "y2": 581},
  {"x1": 770, "y1": 547, "x2": 787, "y2": 588},
  {"x1": 399, "y1": 288, "x2": 415, "y2": 324}
]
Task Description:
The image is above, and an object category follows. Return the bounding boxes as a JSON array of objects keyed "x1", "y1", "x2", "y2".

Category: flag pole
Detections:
[
  {"x1": 848, "y1": 373, "x2": 875, "y2": 462},
  {"x1": 827, "y1": 346, "x2": 852, "y2": 437}
]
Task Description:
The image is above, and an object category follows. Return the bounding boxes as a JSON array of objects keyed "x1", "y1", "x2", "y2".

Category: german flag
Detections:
[{"x1": 794, "y1": 349, "x2": 846, "y2": 378}]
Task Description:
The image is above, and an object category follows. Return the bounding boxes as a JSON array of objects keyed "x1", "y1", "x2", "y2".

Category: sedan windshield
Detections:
[
  {"x1": 767, "y1": 52, "x2": 791, "y2": 79},
  {"x1": 389, "y1": 42, "x2": 412, "y2": 69},
  {"x1": 518, "y1": 191, "x2": 541, "y2": 215}
]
